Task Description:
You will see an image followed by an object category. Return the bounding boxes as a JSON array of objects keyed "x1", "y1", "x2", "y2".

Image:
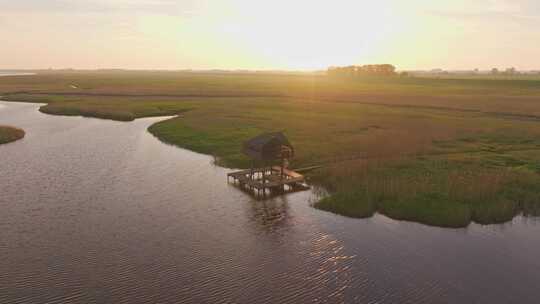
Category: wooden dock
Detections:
[{"x1": 227, "y1": 166, "x2": 307, "y2": 197}]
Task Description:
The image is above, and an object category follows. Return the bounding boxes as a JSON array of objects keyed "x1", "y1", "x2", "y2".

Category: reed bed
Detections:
[
  {"x1": 3, "y1": 71, "x2": 540, "y2": 227},
  {"x1": 314, "y1": 158, "x2": 540, "y2": 227}
]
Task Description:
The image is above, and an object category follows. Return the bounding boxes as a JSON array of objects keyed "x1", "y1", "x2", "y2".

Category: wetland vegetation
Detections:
[
  {"x1": 0, "y1": 125, "x2": 25, "y2": 144},
  {"x1": 2, "y1": 70, "x2": 540, "y2": 227}
]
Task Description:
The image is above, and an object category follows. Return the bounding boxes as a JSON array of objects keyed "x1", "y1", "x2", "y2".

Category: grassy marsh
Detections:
[
  {"x1": 313, "y1": 157, "x2": 540, "y2": 227},
  {"x1": 2, "y1": 71, "x2": 540, "y2": 227}
]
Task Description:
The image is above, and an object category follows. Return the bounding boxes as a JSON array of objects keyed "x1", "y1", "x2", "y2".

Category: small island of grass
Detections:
[{"x1": 0, "y1": 126, "x2": 25, "y2": 145}]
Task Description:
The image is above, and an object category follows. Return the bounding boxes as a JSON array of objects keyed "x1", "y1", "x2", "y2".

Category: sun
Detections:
[{"x1": 215, "y1": 0, "x2": 408, "y2": 70}]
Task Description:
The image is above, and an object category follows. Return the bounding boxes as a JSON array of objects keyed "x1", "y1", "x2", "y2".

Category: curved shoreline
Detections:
[
  {"x1": 2, "y1": 98, "x2": 540, "y2": 229},
  {"x1": 0, "y1": 125, "x2": 25, "y2": 145}
]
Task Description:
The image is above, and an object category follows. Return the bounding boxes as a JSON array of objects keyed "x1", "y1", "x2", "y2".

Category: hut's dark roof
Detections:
[{"x1": 243, "y1": 132, "x2": 294, "y2": 161}]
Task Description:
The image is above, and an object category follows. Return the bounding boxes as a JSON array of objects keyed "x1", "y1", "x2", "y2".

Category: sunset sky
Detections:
[{"x1": 1, "y1": 0, "x2": 539, "y2": 70}]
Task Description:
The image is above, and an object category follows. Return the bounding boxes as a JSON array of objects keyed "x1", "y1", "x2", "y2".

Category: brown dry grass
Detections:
[{"x1": 0, "y1": 125, "x2": 25, "y2": 144}]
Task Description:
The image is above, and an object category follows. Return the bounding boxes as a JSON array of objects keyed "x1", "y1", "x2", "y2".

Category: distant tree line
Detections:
[
  {"x1": 328, "y1": 64, "x2": 398, "y2": 77},
  {"x1": 491, "y1": 67, "x2": 519, "y2": 75}
]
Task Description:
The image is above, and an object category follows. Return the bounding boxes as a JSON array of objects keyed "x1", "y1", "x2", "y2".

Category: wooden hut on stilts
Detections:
[{"x1": 227, "y1": 132, "x2": 306, "y2": 197}]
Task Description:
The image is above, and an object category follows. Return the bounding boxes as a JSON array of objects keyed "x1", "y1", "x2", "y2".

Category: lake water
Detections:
[
  {"x1": 0, "y1": 73, "x2": 35, "y2": 77},
  {"x1": 1, "y1": 101, "x2": 540, "y2": 304}
]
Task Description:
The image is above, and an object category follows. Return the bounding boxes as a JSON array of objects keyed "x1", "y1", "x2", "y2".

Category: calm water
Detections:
[
  {"x1": 1, "y1": 101, "x2": 540, "y2": 304},
  {"x1": 0, "y1": 73, "x2": 35, "y2": 77}
]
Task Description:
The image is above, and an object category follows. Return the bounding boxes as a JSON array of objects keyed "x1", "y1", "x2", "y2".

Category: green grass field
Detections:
[
  {"x1": 2, "y1": 70, "x2": 540, "y2": 227},
  {"x1": 0, "y1": 126, "x2": 25, "y2": 145}
]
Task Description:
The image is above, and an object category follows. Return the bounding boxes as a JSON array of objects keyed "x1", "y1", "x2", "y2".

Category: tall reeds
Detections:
[{"x1": 314, "y1": 158, "x2": 540, "y2": 227}]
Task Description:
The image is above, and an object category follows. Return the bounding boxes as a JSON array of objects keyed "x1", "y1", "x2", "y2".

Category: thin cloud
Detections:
[
  {"x1": 0, "y1": 0, "x2": 201, "y2": 15},
  {"x1": 426, "y1": 0, "x2": 540, "y2": 23}
]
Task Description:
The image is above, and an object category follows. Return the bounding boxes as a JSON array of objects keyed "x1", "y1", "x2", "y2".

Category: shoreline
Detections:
[
  {"x1": 2, "y1": 98, "x2": 540, "y2": 228},
  {"x1": 2, "y1": 74, "x2": 540, "y2": 228}
]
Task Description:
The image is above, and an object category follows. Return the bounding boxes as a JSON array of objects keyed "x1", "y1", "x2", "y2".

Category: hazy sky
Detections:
[{"x1": 1, "y1": 0, "x2": 539, "y2": 70}]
